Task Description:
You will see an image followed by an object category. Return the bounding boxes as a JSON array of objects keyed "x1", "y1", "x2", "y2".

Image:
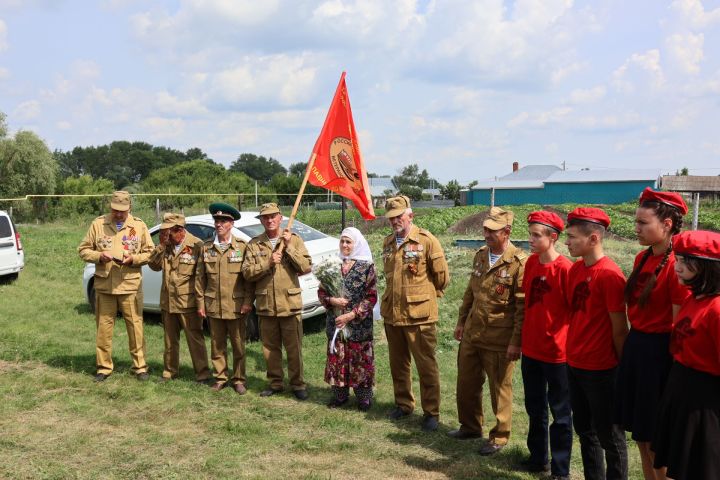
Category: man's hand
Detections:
[
  {"x1": 281, "y1": 228, "x2": 292, "y2": 245},
  {"x1": 335, "y1": 311, "x2": 355, "y2": 328},
  {"x1": 506, "y1": 345, "x2": 521, "y2": 361},
  {"x1": 159, "y1": 229, "x2": 170, "y2": 246},
  {"x1": 240, "y1": 304, "x2": 253, "y2": 315},
  {"x1": 271, "y1": 250, "x2": 283, "y2": 264},
  {"x1": 197, "y1": 309, "x2": 206, "y2": 318},
  {"x1": 99, "y1": 252, "x2": 113, "y2": 263},
  {"x1": 121, "y1": 254, "x2": 133, "y2": 266},
  {"x1": 454, "y1": 323, "x2": 464, "y2": 341}
]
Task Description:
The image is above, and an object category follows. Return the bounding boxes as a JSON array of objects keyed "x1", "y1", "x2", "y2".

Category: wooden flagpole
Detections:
[{"x1": 275, "y1": 152, "x2": 317, "y2": 254}]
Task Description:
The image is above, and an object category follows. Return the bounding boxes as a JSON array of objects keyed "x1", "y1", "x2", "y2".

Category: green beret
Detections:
[{"x1": 209, "y1": 202, "x2": 240, "y2": 221}]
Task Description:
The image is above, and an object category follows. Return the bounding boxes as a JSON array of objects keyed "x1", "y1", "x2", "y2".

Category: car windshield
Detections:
[{"x1": 237, "y1": 220, "x2": 327, "y2": 242}]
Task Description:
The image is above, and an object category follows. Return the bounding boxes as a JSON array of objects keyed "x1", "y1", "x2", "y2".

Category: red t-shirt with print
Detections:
[
  {"x1": 522, "y1": 253, "x2": 573, "y2": 363},
  {"x1": 566, "y1": 256, "x2": 627, "y2": 370},
  {"x1": 627, "y1": 250, "x2": 690, "y2": 333},
  {"x1": 671, "y1": 294, "x2": 720, "y2": 376}
]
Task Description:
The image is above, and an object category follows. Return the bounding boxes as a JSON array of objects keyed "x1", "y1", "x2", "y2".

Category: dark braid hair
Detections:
[{"x1": 624, "y1": 201, "x2": 684, "y2": 306}]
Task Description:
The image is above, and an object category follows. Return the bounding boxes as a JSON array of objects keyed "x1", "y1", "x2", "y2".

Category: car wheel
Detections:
[
  {"x1": 245, "y1": 308, "x2": 260, "y2": 343},
  {"x1": 0, "y1": 273, "x2": 18, "y2": 283},
  {"x1": 88, "y1": 283, "x2": 96, "y2": 314}
]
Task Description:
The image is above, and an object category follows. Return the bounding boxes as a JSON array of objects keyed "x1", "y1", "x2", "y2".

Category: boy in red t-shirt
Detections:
[
  {"x1": 520, "y1": 211, "x2": 573, "y2": 480},
  {"x1": 564, "y1": 207, "x2": 629, "y2": 480}
]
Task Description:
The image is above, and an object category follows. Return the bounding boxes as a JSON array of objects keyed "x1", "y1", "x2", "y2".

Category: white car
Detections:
[
  {"x1": 0, "y1": 210, "x2": 24, "y2": 281},
  {"x1": 82, "y1": 212, "x2": 340, "y2": 339}
]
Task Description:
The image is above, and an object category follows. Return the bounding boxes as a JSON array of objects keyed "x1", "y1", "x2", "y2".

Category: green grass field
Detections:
[{"x1": 0, "y1": 207, "x2": 673, "y2": 479}]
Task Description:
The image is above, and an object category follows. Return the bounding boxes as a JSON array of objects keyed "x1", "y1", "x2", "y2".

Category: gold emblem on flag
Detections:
[{"x1": 329, "y1": 137, "x2": 362, "y2": 192}]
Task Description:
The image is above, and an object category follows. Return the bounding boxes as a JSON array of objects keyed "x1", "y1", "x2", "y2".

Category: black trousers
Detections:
[
  {"x1": 521, "y1": 355, "x2": 573, "y2": 476},
  {"x1": 568, "y1": 365, "x2": 628, "y2": 480}
]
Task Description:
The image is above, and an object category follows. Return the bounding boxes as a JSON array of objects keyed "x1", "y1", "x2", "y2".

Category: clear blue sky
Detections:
[{"x1": 1, "y1": 0, "x2": 719, "y2": 183}]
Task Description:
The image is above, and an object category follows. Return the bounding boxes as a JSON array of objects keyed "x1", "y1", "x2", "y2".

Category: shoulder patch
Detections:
[{"x1": 514, "y1": 250, "x2": 529, "y2": 261}]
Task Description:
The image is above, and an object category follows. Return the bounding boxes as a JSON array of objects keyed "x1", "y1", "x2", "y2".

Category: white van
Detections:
[{"x1": 0, "y1": 210, "x2": 24, "y2": 281}]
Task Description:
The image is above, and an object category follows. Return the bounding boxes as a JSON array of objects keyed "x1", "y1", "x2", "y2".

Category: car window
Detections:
[
  {"x1": 0, "y1": 216, "x2": 11, "y2": 238},
  {"x1": 236, "y1": 220, "x2": 327, "y2": 242},
  {"x1": 186, "y1": 224, "x2": 216, "y2": 242}
]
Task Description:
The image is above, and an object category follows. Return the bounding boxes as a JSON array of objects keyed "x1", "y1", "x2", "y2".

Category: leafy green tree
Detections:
[
  {"x1": 288, "y1": 162, "x2": 307, "y2": 177},
  {"x1": 0, "y1": 127, "x2": 58, "y2": 218},
  {"x1": 391, "y1": 164, "x2": 438, "y2": 194},
  {"x1": 229, "y1": 153, "x2": 287, "y2": 183},
  {"x1": 139, "y1": 160, "x2": 256, "y2": 210},
  {"x1": 54, "y1": 142, "x2": 213, "y2": 188},
  {"x1": 54, "y1": 175, "x2": 115, "y2": 217},
  {"x1": 440, "y1": 179, "x2": 462, "y2": 206}
]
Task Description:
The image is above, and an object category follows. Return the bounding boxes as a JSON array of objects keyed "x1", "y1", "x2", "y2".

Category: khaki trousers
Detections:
[
  {"x1": 384, "y1": 323, "x2": 441, "y2": 417},
  {"x1": 95, "y1": 292, "x2": 147, "y2": 375},
  {"x1": 259, "y1": 314, "x2": 305, "y2": 391},
  {"x1": 209, "y1": 316, "x2": 246, "y2": 385},
  {"x1": 456, "y1": 339, "x2": 516, "y2": 444},
  {"x1": 161, "y1": 310, "x2": 210, "y2": 381}
]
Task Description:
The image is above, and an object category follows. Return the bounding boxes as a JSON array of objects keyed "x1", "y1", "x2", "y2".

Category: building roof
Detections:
[
  {"x1": 660, "y1": 175, "x2": 720, "y2": 192},
  {"x1": 499, "y1": 164, "x2": 561, "y2": 181},
  {"x1": 544, "y1": 169, "x2": 660, "y2": 183},
  {"x1": 469, "y1": 168, "x2": 660, "y2": 191}
]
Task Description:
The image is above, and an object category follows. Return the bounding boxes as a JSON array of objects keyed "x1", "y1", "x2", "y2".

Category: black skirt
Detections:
[
  {"x1": 615, "y1": 329, "x2": 672, "y2": 441},
  {"x1": 652, "y1": 361, "x2": 720, "y2": 480}
]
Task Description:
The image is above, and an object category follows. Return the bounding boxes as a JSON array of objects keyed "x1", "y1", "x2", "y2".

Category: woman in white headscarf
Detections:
[{"x1": 317, "y1": 227, "x2": 377, "y2": 411}]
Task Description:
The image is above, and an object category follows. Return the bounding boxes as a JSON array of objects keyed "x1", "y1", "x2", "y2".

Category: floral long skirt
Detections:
[{"x1": 324, "y1": 339, "x2": 375, "y2": 389}]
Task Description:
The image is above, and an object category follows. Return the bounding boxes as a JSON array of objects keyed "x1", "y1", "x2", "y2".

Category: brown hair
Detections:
[
  {"x1": 624, "y1": 201, "x2": 685, "y2": 306},
  {"x1": 680, "y1": 256, "x2": 720, "y2": 296}
]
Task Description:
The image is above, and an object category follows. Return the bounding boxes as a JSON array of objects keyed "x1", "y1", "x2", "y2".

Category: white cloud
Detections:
[
  {"x1": 0, "y1": 19, "x2": 8, "y2": 52},
  {"x1": 0, "y1": 67, "x2": 9, "y2": 80},
  {"x1": 71, "y1": 59, "x2": 101, "y2": 79},
  {"x1": 612, "y1": 49, "x2": 664, "y2": 93},
  {"x1": 205, "y1": 54, "x2": 319, "y2": 108},
  {"x1": 507, "y1": 107, "x2": 573, "y2": 128},
  {"x1": 568, "y1": 85, "x2": 606, "y2": 104},
  {"x1": 156, "y1": 91, "x2": 208, "y2": 116},
  {"x1": 670, "y1": 0, "x2": 720, "y2": 29},
  {"x1": 666, "y1": 32, "x2": 704, "y2": 75},
  {"x1": 140, "y1": 117, "x2": 186, "y2": 140},
  {"x1": 56, "y1": 120, "x2": 72, "y2": 130},
  {"x1": 551, "y1": 61, "x2": 589, "y2": 84},
  {"x1": 13, "y1": 100, "x2": 41, "y2": 120}
]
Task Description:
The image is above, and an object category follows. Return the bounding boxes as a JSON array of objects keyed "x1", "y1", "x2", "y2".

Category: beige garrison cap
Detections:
[
  {"x1": 384, "y1": 195, "x2": 412, "y2": 218},
  {"x1": 110, "y1": 191, "x2": 131, "y2": 211},
  {"x1": 256, "y1": 202, "x2": 282, "y2": 218},
  {"x1": 483, "y1": 206, "x2": 514, "y2": 230},
  {"x1": 160, "y1": 212, "x2": 185, "y2": 229}
]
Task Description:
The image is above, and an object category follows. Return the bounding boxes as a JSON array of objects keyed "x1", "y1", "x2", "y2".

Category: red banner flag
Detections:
[{"x1": 307, "y1": 72, "x2": 375, "y2": 220}]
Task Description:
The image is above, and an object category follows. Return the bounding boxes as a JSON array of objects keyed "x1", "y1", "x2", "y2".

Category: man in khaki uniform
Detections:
[
  {"x1": 148, "y1": 212, "x2": 210, "y2": 384},
  {"x1": 195, "y1": 203, "x2": 254, "y2": 395},
  {"x1": 381, "y1": 195, "x2": 450, "y2": 432},
  {"x1": 78, "y1": 191, "x2": 154, "y2": 382},
  {"x1": 450, "y1": 207, "x2": 527, "y2": 455},
  {"x1": 242, "y1": 203, "x2": 312, "y2": 400}
]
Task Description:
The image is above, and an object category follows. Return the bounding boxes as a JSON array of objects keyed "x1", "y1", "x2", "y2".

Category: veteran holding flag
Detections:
[
  {"x1": 148, "y1": 212, "x2": 210, "y2": 384},
  {"x1": 78, "y1": 191, "x2": 154, "y2": 382},
  {"x1": 243, "y1": 203, "x2": 312, "y2": 400},
  {"x1": 381, "y1": 195, "x2": 449, "y2": 432}
]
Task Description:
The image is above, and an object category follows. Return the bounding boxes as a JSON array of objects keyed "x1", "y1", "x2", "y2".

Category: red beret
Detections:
[
  {"x1": 528, "y1": 211, "x2": 564, "y2": 233},
  {"x1": 639, "y1": 187, "x2": 688, "y2": 215},
  {"x1": 673, "y1": 230, "x2": 720, "y2": 261},
  {"x1": 567, "y1": 207, "x2": 611, "y2": 229}
]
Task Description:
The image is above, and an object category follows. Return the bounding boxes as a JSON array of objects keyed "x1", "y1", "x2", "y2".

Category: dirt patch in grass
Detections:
[{"x1": 448, "y1": 211, "x2": 488, "y2": 235}]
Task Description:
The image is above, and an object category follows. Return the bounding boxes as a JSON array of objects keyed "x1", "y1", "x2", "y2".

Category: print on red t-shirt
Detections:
[
  {"x1": 671, "y1": 295, "x2": 720, "y2": 376},
  {"x1": 627, "y1": 251, "x2": 690, "y2": 333},
  {"x1": 566, "y1": 256, "x2": 627, "y2": 371},
  {"x1": 522, "y1": 254, "x2": 573, "y2": 363}
]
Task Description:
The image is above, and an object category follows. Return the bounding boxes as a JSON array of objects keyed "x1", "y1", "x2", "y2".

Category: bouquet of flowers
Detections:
[
  {"x1": 313, "y1": 255, "x2": 343, "y2": 298},
  {"x1": 313, "y1": 255, "x2": 351, "y2": 351}
]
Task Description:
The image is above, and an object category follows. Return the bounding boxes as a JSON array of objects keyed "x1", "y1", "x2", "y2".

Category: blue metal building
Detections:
[{"x1": 463, "y1": 165, "x2": 660, "y2": 205}]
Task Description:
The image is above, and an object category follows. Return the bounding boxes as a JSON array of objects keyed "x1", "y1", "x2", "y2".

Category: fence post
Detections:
[
  {"x1": 692, "y1": 192, "x2": 700, "y2": 230},
  {"x1": 490, "y1": 188, "x2": 495, "y2": 208},
  {"x1": 8, "y1": 206, "x2": 12, "y2": 219},
  {"x1": 156, "y1": 198, "x2": 160, "y2": 223},
  {"x1": 255, "y1": 181, "x2": 258, "y2": 208}
]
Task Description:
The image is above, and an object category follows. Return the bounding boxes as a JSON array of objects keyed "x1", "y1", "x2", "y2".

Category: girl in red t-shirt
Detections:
[
  {"x1": 651, "y1": 230, "x2": 720, "y2": 480},
  {"x1": 616, "y1": 188, "x2": 689, "y2": 480}
]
